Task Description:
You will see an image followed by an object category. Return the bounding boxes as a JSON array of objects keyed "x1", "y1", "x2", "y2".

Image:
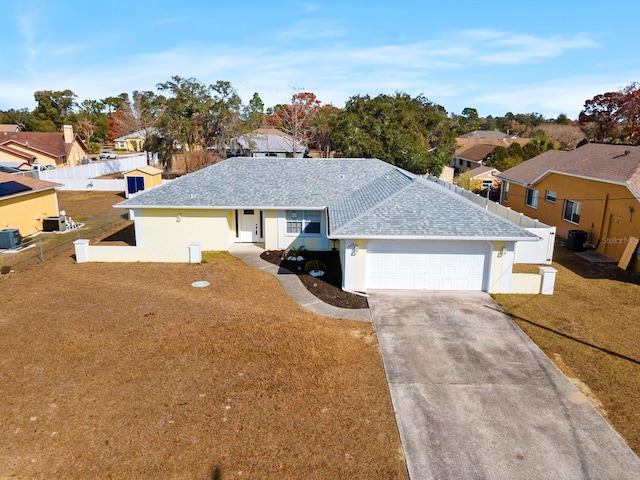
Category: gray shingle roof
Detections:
[
  {"x1": 330, "y1": 177, "x2": 537, "y2": 239},
  {"x1": 236, "y1": 132, "x2": 306, "y2": 154},
  {"x1": 460, "y1": 130, "x2": 519, "y2": 139},
  {"x1": 118, "y1": 156, "x2": 536, "y2": 240},
  {"x1": 119, "y1": 157, "x2": 397, "y2": 208}
]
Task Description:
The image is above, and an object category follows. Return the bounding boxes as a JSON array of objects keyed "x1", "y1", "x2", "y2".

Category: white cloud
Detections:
[
  {"x1": 472, "y1": 74, "x2": 640, "y2": 118},
  {"x1": 0, "y1": 26, "x2": 614, "y2": 118},
  {"x1": 456, "y1": 30, "x2": 597, "y2": 65}
]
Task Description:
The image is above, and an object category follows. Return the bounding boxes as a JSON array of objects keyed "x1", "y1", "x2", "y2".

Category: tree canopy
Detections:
[
  {"x1": 579, "y1": 82, "x2": 640, "y2": 144},
  {"x1": 329, "y1": 93, "x2": 456, "y2": 175}
]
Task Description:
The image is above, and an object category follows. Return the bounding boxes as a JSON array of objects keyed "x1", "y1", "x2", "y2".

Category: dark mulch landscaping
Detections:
[{"x1": 260, "y1": 250, "x2": 369, "y2": 309}]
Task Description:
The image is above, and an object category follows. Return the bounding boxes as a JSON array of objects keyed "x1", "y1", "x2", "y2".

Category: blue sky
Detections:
[{"x1": 2, "y1": 0, "x2": 639, "y2": 119}]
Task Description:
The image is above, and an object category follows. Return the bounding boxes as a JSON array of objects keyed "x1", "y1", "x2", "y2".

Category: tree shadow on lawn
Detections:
[{"x1": 260, "y1": 250, "x2": 369, "y2": 309}]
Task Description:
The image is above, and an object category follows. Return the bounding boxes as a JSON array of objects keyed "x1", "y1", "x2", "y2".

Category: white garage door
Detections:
[{"x1": 366, "y1": 240, "x2": 489, "y2": 291}]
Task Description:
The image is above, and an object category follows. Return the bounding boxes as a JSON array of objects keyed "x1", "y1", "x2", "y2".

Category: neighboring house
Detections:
[
  {"x1": 114, "y1": 129, "x2": 153, "y2": 152},
  {"x1": 232, "y1": 128, "x2": 307, "y2": 158},
  {"x1": 0, "y1": 158, "x2": 35, "y2": 172},
  {"x1": 0, "y1": 144, "x2": 37, "y2": 166},
  {"x1": 459, "y1": 130, "x2": 520, "y2": 140},
  {"x1": 453, "y1": 143, "x2": 500, "y2": 171},
  {"x1": 468, "y1": 166, "x2": 502, "y2": 190},
  {"x1": 123, "y1": 165, "x2": 163, "y2": 198},
  {"x1": 452, "y1": 131, "x2": 530, "y2": 172},
  {"x1": 0, "y1": 125, "x2": 88, "y2": 168},
  {"x1": 112, "y1": 157, "x2": 542, "y2": 293},
  {"x1": 0, "y1": 172, "x2": 61, "y2": 238},
  {"x1": 0, "y1": 124, "x2": 19, "y2": 134},
  {"x1": 498, "y1": 143, "x2": 640, "y2": 270}
]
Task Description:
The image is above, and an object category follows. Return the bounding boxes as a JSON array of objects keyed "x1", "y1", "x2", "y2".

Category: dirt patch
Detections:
[
  {"x1": 0, "y1": 253, "x2": 407, "y2": 479},
  {"x1": 260, "y1": 250, "x2": 369, "y2": 309}
]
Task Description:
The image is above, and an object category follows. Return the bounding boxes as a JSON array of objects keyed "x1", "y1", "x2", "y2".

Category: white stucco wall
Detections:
[
  {"x1": 263, "y1": 210, "x2": 279, "y2": 250},
  {"x1": 276, "y1": 210, "x2": 330, "y2": 251},
  {"x1": 487, "y1": 241, "x2": 516, "y2": 294},
  {"x1": 133, "y1": 208, "x2": 230, "y2": 250},
  {"x1": 510, "y1": 273, "x2": 543, "y2": 294}
]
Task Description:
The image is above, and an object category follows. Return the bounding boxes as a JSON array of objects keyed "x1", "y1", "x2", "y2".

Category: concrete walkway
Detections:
[
  {"x1": 229, "y1": 244, "x2": 371, "y2": 322},
  {"x1": 369, "y1": 290, "x2": 640, "y2": 480}
]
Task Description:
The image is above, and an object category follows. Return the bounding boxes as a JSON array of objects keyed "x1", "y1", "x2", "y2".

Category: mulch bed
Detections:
[{"x1": 260, "y1": 250, "x2": 369, "y2": 309}]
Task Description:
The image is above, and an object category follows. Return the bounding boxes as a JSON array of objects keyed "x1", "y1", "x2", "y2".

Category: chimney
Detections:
[{"x1": 63, "y1": 124, "x2": 73, "y2": 144}]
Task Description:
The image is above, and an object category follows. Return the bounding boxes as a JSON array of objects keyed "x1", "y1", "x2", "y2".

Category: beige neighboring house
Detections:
[
  {"x1": 468, "y1": 166, "x2": 502, "y2": 190},
  {"x1": 114, "y1": 129, "x2": 152, "y2": 152},
  {"x1": 0, "y1": 125, "x2": 88, "y2": 168},
  {"x1": 452, "y1": 130, "x2": 530, "y2": 172},
  {"x1": 0, "y1": 124, "x2": 19, "y2": 134}
]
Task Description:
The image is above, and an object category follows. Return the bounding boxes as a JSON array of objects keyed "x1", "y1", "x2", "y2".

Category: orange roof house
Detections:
[{"x1": 498, "y1": 143, "x2": 640, "y2": 270}]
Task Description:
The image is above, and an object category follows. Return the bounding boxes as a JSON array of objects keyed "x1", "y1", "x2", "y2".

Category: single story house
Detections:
[
  {"x1": 113, "y1": 157, "x2": 542, "y2": 293},
  {"x1": 231, "y1": 128, "x2": 307, "y2": 158},
  {"x1": 0, "y1": 125, "x2": 88, "y2": 168},
  {"x1": 498, "y1": 143, "x2": 640, "y2": 270},
  {"x1": 452, "y1": 131, "x2": 529, "y2": 172},
  {"x1": 114, "y1": 129, "x2": 154, "y2": 152},
  {"x1": 468, "y1": 166, "x2": 502, "y2": 190},
  {"x1": 123, "y1": 165, "x2": 163, "y2": 198},
  {"x1": 0, "y1": 172, "x2": 61, "y2": 238}
]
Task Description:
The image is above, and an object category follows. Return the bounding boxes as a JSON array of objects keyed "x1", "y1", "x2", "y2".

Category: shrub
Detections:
[
  {"x1": 87, "y1": 142, "x2": 101, "y2": 154},
  {"x1": 304, "y1": 259, "x2": 326, "y2": 274},
  {"x1": 286, "y1": 245, "x2": 306, "y2": 261}
]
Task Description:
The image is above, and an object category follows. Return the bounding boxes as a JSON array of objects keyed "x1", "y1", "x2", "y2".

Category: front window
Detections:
[
  {"x1": 286, "y1": 210, "x2": 321, "y2": 235},
  {"x1": 563, "y1": 200, "x2": 581, "y2": 224},
  {"x1": 526, "y1": 188, "x2": 539, "y2": 208}
]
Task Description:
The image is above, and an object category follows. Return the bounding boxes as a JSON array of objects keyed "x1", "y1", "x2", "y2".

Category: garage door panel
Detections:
[{"x1": 366, "y1": 240, "x2": 488, "y2": 291}]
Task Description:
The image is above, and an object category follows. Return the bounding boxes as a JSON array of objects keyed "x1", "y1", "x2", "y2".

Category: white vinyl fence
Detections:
[{"x1": 36, "y1": 154, "x2": 152, "y2": 190}]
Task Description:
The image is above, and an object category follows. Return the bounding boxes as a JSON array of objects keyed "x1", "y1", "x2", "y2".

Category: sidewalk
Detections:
[{"x1": 229, "y1": 244, "x2": 371, "y2": 322}]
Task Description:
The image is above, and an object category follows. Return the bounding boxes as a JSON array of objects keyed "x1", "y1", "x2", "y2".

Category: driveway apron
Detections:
[{"x1": 369, "y1": 290, "x2": 640, "y2": 480}]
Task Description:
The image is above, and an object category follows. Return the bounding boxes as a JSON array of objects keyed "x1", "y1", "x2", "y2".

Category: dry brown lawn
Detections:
[
  {"x1": 494, "y1": 246, "x2": 640, "y2": 455},
  {"x1": 57, "y1": 190, "x2": 126, "y2": 222},
  {"x1": 0, "y1": 253, "x2": 407, "y2": 479}
]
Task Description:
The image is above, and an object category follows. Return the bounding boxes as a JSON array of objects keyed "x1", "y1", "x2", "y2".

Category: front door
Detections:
[{"x1": 239, "y1": 209, "x2": 259, "y2": 243}]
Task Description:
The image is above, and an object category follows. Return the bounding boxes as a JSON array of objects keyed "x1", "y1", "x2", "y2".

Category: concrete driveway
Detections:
[{"x1": 369, "y1": 290, "x2": 640, "y2": 480}]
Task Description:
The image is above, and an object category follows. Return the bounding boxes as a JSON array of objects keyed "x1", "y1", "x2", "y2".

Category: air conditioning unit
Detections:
[
  {"x1": 43, "y1": 216, "x2": 66, "y2": 232},
  {"x1": 0, "y1": 228, "x2": 21, "y2": 249}
]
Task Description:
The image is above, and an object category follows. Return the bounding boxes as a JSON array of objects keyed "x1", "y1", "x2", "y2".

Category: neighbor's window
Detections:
[
  {"x1": 502, "y1": 181, "x2": 509, "y2": 202},
  {"x1": 545, "y1": 190, "x2": 556, "y2": 203},
  {"x1": 563, "y1": 200, "x2": 581, "y2": 224},
  {"x1": 525, "y1": 188, "x2": 539, "y2": 208},
  {"x1": 286, "y1": 210, "x2": 321, "y2": 234}
]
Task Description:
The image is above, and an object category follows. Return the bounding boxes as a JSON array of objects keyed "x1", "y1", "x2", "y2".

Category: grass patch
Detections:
[
  {"x1": 493, "y1": 245, "x2": 640, "y2": 455},
  {"x1": 0, "y1": 253, "x2": 407, "y2": 479}
]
